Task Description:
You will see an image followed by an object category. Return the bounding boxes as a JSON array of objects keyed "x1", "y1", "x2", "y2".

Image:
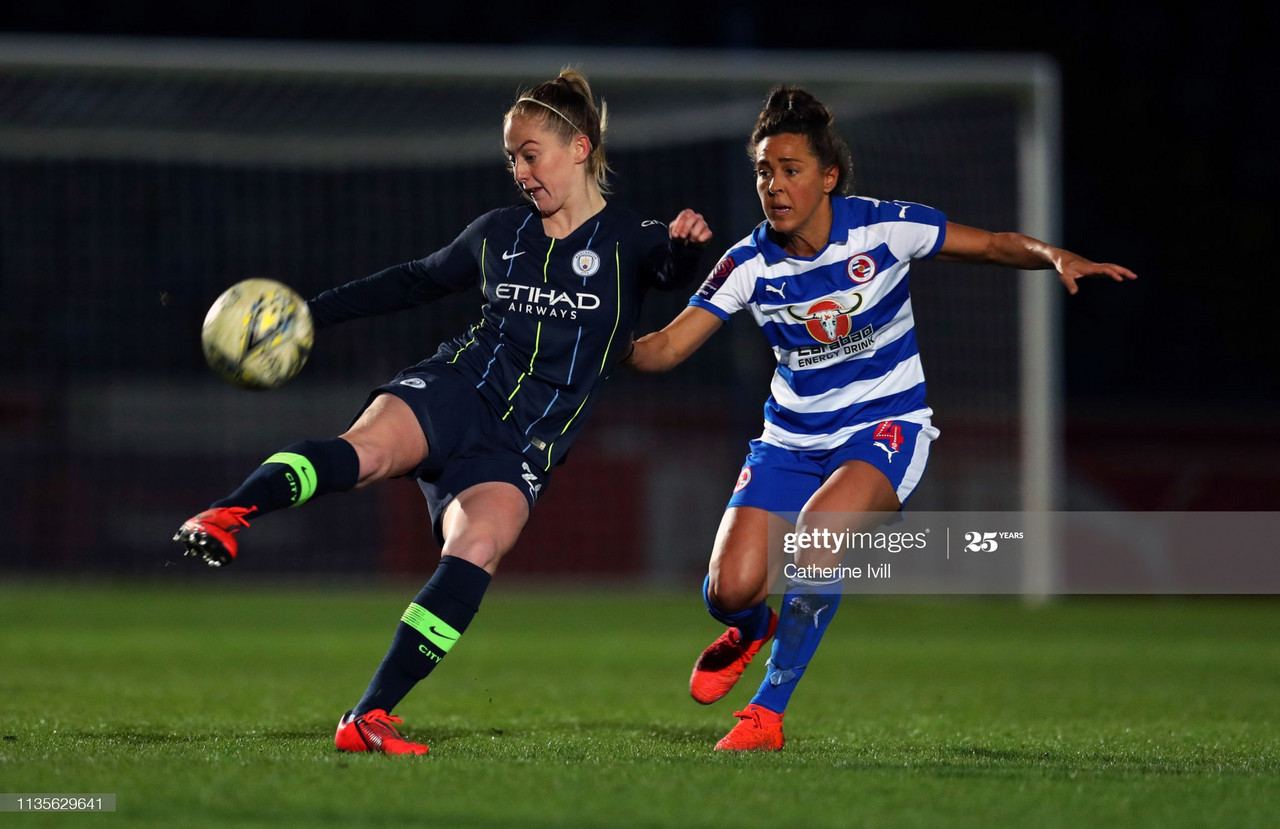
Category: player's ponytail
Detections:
[
  {"x1": 749, "y1": 86, "x2": 853, "y2": 195},
  {"x1": 507, "y1": 68, "x2": 613, "y2": 195}
]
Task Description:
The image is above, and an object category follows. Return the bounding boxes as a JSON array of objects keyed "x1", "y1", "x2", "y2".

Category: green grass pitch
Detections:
[{"x1": 2, "y1": 583, "x2": 1278, "y2": 827}]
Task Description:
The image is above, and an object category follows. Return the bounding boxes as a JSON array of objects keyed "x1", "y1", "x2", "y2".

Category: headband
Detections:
[{"x1": 516, "y1": 97, "x2": 584, "y2": 136}]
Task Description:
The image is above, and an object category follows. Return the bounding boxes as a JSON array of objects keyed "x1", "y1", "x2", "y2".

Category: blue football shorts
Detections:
[{"x1": 725, "y1": 418, "x2": 939, "y2": 514}]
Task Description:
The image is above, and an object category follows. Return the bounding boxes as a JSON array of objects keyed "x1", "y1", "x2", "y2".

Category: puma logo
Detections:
[{"x1": 764, "y1": 283, "x2": 787, "y2": 299}]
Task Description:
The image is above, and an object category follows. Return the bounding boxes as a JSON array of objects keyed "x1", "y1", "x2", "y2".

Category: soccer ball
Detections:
[{"x1": 201, "y1": 278, "x2": 313, "y2": 390}]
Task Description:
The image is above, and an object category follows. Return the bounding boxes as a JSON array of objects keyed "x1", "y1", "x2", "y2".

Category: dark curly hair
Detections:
[{"x1": 748, "y1": 86, "x2": 853, "y2": 195}]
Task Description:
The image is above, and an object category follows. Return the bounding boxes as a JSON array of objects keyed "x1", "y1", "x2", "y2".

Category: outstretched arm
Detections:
[
  {"x1": 936, "y1": 222, "x2": 1138, "y2": 295},
  {"x1": 626, "y1": 306, "x2": 723, "y2": 373},
  {"x1": 308, "y1": 222, "x2": 480, "y2": 329}
]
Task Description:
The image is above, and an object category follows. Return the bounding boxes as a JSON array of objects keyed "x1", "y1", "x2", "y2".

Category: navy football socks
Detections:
[
  {"x1": 353, "y1": 556, "x2": 492, "y2": 716},
  {"x1": 213, "y1": 437, "x2": 360, "y2": 515}
]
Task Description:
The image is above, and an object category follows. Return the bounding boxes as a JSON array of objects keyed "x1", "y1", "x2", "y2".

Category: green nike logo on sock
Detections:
[{"x1": 401, "y1": 603, "x2": 462, "y2": 653}]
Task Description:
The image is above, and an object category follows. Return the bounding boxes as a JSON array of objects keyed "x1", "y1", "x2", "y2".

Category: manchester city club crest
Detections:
[{"x1": 573, "y1": 249, "x2": 601, "y2": 277}]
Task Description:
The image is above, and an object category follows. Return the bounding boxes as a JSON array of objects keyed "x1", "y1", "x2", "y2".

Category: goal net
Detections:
[{"x1": 0, "y1": 36, "x2": 1061, "y2": 584}]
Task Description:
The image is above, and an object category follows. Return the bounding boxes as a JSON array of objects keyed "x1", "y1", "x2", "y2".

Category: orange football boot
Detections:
[
  {"x1": 689, "y1": 608, "x2": 778, "y2": 704},
  {"x1": 334, "y1": 709, "x2": 429, "y2": 756},
  {"x1": 714, "y1": 703, "x2": 785, "y2": 751},
  {"x1": 173, "y1": 506, "x2": 257, "y2": 567}
]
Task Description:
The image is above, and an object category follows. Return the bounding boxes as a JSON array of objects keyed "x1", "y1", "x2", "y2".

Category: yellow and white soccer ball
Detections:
[{"x1": 201, "y1": 278, "x2": 313, "y2": 390}]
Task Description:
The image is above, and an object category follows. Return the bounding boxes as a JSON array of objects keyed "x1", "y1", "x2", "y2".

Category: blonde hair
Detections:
[{"x1": 506, "y1": 67, "x2": 613, "y2": 195}]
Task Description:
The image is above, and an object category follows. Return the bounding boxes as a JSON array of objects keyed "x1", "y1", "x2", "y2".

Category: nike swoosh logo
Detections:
[
  {"x1": 428, "y1": 625, "x2": 457, "y2": 641},
  {"x1": 502, "y1": 250, "x2": 525, "y2": 260}
]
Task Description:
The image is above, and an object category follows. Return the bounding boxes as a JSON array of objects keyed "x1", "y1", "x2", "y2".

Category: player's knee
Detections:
[
  {"x1": 342, "y1": 395, "x2": 428, "y2": 485},
  {"x1": 347, "y1": 443, "x2": 388, "y2": 485},
  {"x1": 341, "y1": 431, "x2": 424, "y2": 486},
  {"x1": 707, "y1": 573, "x2": 766, "y2": 615},
  {"x1": 441, "y1": 531, "x2": 506, "y2": 573}
]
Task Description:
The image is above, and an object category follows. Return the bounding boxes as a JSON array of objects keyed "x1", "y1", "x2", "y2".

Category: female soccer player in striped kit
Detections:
[
  {"x1": 629, "y1": 86, "x2": 1135, "y2": 751},
  {"x1": 173, "y1": 69, "x2": 712, "y2": 755}
]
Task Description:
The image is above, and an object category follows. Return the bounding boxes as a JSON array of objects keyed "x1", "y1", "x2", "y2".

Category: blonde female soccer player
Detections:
[
  {"x1": 174, "y1": 69, "x2": 712, "y2": 754},
  {"x1": 629, "y1": 86, "x2": 1135, "y2": 751}
]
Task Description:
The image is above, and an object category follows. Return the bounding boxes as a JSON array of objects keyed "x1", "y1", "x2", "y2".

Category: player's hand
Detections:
[
  {"x1": 669, "y1": 209, "x2": 712, "y2": 246},
  {"x1": 1057, "y1": 253, "x2": 1138, "y2": 295}
]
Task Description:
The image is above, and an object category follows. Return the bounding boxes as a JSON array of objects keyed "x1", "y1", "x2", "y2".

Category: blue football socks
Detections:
[
  {"x1": 749, "y1": 579, "x2": 842, "y2": 714},
  {"x1": 702, "y1": 574, "x2": 773, "y2": 641}
]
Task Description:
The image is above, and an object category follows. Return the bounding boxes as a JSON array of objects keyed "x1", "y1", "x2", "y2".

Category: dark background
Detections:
[
  {"x1": 2, "y1": 2, "x2": 1275, "y2": 535},
  {"x1": 2, "y1": 1, "x2": 1274, "y2": 414}
]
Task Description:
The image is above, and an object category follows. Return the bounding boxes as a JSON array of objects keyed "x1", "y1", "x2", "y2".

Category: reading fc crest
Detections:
[{"x1": 847, "y1": 253, "x2": 877, "y2": 284}]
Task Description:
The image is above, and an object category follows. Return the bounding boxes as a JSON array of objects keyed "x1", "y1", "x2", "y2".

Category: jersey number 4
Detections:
[{"x1": 873, "y1": 421, "x2": 903, "y2": 452}]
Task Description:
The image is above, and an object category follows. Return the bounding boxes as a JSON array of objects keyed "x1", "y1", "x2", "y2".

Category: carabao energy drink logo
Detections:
[{"x1": 787, "y1": 295, "x2": 863, "y2": 344}]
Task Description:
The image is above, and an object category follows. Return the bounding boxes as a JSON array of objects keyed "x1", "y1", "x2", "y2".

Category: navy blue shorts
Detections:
[
  {"x1": 356, "y1": 363, "x2": 549, "y2": 546},
  {"x1": 726, "y1": 418, "x2": 938, "y2": 515}
]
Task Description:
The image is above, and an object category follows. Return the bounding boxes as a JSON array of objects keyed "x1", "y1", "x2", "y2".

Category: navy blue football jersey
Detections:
[{"x1": 309, "y1": 203, "x2": 701, "y2": 470}]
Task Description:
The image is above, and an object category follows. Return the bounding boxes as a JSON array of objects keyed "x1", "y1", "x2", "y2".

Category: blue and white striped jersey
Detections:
[{"x1": 689, "y1": 195, "x2": 947, "y2": 451}]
